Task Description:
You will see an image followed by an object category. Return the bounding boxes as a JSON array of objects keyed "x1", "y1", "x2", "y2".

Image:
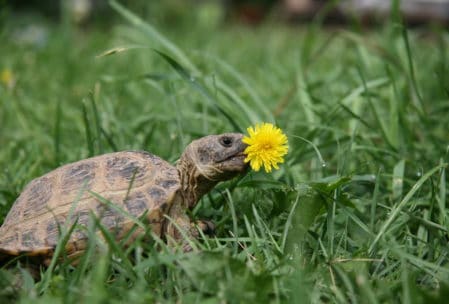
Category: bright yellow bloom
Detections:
[
  {"x1": 243, "y1": 123, "x2": 288, "y2": 172},
  {"x1": 0, "y1": 69, "x2": 15, "y2": 89}
]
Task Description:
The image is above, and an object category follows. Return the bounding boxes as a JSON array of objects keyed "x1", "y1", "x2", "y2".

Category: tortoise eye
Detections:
[{"x1": 220, "y1": 136, "x2": 233, "y2": 147}]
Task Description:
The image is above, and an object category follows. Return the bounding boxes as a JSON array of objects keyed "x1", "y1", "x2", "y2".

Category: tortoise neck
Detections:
[{"x1": 177, "y1": 153, "x2": 217, "y2": 209}]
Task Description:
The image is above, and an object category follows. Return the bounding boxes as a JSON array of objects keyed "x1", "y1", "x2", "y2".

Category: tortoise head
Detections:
[{"x1": 177, "y1": 133, "x2": 248, "y2": 207}]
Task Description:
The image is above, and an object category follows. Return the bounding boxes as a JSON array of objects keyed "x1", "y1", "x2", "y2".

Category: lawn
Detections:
[{"x1": 1, "y1": 1, "x2": 449, "y2": 303}]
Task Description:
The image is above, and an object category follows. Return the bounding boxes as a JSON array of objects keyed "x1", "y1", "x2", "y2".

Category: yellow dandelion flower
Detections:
[
  {"x1": 243, "y1": 123, "x2": 288, "y2": 173},
  {"x1": 0, "y1": 69, "x2": 15, "y2": 89}
]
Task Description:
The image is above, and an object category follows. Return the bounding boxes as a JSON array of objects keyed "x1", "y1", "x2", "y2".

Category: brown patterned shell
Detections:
[{"x1": 0, "y1": 151, "x2": 180, "y2": 258}]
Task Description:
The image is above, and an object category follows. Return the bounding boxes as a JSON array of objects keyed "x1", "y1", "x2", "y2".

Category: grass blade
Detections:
[
  {"x1": 109, "y1": 0, "x2": 198, "y2": 74},
  {"x1": 369, "y1": 163, "x2": 447, "y2": 254},
  {"x1": 88, "y1": 92, "x2": 103, "y2": 154},
  {"x1": 154, "y1": 49, "x2": 243, "y2": 132},
  {"x1": 225, "y1": 189, "x2": 238, "y2": 255},
  {"x1": 53, "y1": 99, "x2": 62, "y2": 163},
  {"x1": 82, "y1": 101, "x2": 94, "y2": 157}
]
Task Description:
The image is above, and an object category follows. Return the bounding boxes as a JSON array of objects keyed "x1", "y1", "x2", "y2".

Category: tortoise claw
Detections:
[{"x1": 196, "y1": 220, "x2": 215, "y2": 236}]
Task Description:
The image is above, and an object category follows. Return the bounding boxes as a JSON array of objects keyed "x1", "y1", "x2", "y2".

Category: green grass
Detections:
[{"x1": 1, "y1": 1, "x2": 449, "y2": 303}]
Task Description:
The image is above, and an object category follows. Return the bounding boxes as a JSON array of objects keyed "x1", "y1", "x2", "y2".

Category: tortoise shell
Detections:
[{"x1": 0, "y1": 151, "x2": 180, "y2": 258}]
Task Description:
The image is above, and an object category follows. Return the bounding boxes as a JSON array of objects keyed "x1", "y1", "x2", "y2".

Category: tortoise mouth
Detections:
[
  {"x1": 218, "y1": 152, "x2": 246, "y2": 163},
  {"x1": 216, "y1": 152, "x2": 248, "y2": 174}
]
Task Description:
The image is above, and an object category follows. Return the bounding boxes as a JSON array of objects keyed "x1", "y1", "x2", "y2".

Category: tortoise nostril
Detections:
[{"x1": 220, "y1": 136, "x2": 233, "y2": 147}]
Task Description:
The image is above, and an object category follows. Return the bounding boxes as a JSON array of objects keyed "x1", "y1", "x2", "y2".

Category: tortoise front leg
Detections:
[{"x1": 165, "y1": 202, "x2": 198, "y2": 252}]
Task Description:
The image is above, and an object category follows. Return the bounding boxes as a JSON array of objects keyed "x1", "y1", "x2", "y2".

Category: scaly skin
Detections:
[{"x1": 167, "y1": 133, "x2": 248, "y2": 250}]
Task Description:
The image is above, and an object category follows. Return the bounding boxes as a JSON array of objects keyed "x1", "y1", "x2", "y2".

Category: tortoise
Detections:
[{"x1": 0, "y1": 133, "x2": 247, "y2": 264}]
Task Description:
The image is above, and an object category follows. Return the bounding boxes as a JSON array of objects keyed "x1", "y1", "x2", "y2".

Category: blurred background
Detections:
[
  {"x1": 3, "y1": 0, "x2": 449, "y2": 27},
  {"x1": 1, "y1": 2, "x2": 449, "y2": 302},
  {"x1": 1, "y1": 0, "x2": 448, "y2": 164}
]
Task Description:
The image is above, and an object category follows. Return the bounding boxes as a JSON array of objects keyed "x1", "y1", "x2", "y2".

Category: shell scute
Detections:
[
  {"x1": 155, "y1": 178, "x2": 179, "y2": 189},
  {"x1": 124, "y1": 192, "x2": 148, "y2": 217},
  {"x1": 95, "y1": 201, "x2": 125, "y2": 228},
  {"x1": 0, "y1": 234, "x2": 18, "y2": 249},
  {"x1": 146, "y1": 187, "x2": 167, "y2": 206},
  {"x1": 61, "y1": 161, "x2": 97, "y2": 194},
  {"x1": 45, "y1": 220, "x2": 60, "y2": 246},
  {"x1": 22, "y1": 176, "x2": 54, "y2": 218},
  {"x1": 70, "y1": 209, "x2": 92, "y2": 227},
  {"x1": 105, "y1": 157, "x2": 148, "y2": 188},
  {"x1": 21, "y1": 230, "x2": 40, "y2": 248}
]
